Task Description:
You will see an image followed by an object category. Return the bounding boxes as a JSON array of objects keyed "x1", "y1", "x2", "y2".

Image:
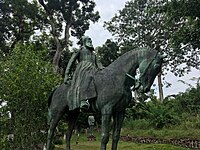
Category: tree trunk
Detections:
[
  {"x1": 52, "y1": 39, "x2": 62, "y2": 73},
  {"x1": 157, "y1": 72, "x2": 164, "y2": 102},
  {"x1": 39, "y1": 0, "x2": 67, "y2": 73}
]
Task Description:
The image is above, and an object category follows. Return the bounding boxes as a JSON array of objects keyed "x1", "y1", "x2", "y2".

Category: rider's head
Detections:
[{"x1": 82, "y1": 36, "x2": 94, "y2": 50}]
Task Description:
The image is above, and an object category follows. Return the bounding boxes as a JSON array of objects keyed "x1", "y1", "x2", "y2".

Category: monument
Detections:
[{"x1": 46, "y1": 36, "x2": 165, "y2": 150}]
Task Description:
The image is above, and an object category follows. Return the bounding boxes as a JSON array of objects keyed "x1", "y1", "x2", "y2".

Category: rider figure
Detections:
[{"x1": 64, "y1": 36, "x2": 103, "y2": 110}]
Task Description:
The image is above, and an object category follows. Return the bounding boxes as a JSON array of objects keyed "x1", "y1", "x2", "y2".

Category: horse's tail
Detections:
[
  {"x1": 47, "y1": 87, "x2": 57, "y2": 125},
  {"x1": 48, "y1": 87, "x2": 57, "y2": 108}
]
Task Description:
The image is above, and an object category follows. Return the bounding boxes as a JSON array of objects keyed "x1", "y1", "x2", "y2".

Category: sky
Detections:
[{"x1": 84, "y1": 0, "x2": 200, "y2": 97}]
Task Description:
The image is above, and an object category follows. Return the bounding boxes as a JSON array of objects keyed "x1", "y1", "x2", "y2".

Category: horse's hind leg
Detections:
[
  {"x1": 46, "y1": 108, "x2": 65, "y2": 150},
  {"x1": 66, "y1": 109, "x2": 79, "y2": 150},
  {"x1": 100, "y1": 114, "x2": 111, "y2": 150},
  {"x1": 111, "y1": 111, "x2": 125, "y2": 150}
]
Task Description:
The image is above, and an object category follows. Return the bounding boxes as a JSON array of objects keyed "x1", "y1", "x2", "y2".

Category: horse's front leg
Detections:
[
  {"x1": 111, "y1": 111, "x2": 125, "y2": 150},
  {"x1": 46, "y1": 108, "x2": 65, "y2": 150},
  {"x1": 66, "y1": 110, "x2": 79, "y2": 150},
  {"x1": 101, "y1": 114, "x2": 111, "y2": 150}
]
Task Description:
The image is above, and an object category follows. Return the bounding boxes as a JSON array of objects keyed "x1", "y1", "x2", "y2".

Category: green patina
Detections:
[{"x1": 46, "y1": 36, "x2": 165, "y2": 150}]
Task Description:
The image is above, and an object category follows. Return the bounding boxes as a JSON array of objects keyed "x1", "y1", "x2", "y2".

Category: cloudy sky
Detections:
[{"x1": 85, "y1": 0, "x2": 200, "y2": 97}]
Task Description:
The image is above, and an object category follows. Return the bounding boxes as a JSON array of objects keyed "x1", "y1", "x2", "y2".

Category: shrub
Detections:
[
  {"x1": 0, "y1": 43, "x2": 62, "y2": 149},
  {"x1": 123, "y1": 119, "x2": 151, "y2": 130},
  {"x1": 145, "y1": 101, "x2": 180, "y2": 129}
]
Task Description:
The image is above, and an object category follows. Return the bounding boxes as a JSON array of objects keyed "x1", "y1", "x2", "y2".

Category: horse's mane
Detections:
[{"x1": 106, "y1": 47, "x2": 154, "y2": 70}]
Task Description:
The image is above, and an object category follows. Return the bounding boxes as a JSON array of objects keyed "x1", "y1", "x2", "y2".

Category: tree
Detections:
[
  {"x1": 0, "y1": 0, "x2": 44, "y2": 56},
  {"x1": 162, "y1": 0, "x2": 200, "y2": 75},
  {"x1": 0, "y1": 43, "x2": 61, "y2": 149},
  {"x1": 0, "y1": 0, "x2": 100, "y2": 73},
  {"x1": 104, "y1": 0, "x2": 169, "y2": 101},
  {"x1": 174, "y1": 79, "x2": 200, "y2": 114},
  {"x1": 105, "y1": 0, "x2": 170, "y2": 49},
  {"x1": 38, "y1": 0, "x2": 100, "y2": 73},
  {"x1": 104, "y1": 0, "x2": 200, "y2": 100},
  {"x1": 96, "y1": 39, "x2": 120, "y2": 67}
]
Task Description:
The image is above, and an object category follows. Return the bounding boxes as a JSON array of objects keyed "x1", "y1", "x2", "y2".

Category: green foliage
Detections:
[
  {"x1": 164, "y1": 82, "x2": 200, "y2": 115},
  {"x1": 122, "y1": 125, "x2": 200, "y2": 139},
  {"x1": 125, "y1": 82, "x2": 200, "y2": 130},
  {"x1": 97, "y1": 39, "x2": 120, "y2": 66},
  {"x1": 0, "y1": 0, "x2": 44, "y2": 56},
  {"x1": 164, "y1": 0, "x2": 200, "y2": 49},
  {"x1": 104, "y1": 0, "x2": 168, "y2": 101},
  {"x1": 176, "y1": 114, "x2": 200, "y2": 130},
  {"x1": 105, "y1": 0, "x2": 169, "y2": 49},
  {"x1": 145, "y1": 100, "x2": 180, "y2": 129},
  {"x1": 161, "y1": 0, "x2": 200, "y2": 75},
  {"x1": 0, "y1": 43, "x2": 61, "y2": 149},
  {"x1": 38, "y1": 0, "x2": 100, "y2": 72},
  {"x1": 125, "y1": 95, "x2": 180, "y2": 129},
  {"x1": 175, "y1": 84, "x2": 200, "y2": 114},
  {"x1": 0, "y1": 0, "x2": 100, "y2": 72},
  {"x1": 125, "y1": 100, "x2": 148, "y2": 120},
  {"x1": 105, "y1": 0, "x2": 200, "y2": 77},
  {"x1": 38, "y1": 0, "x2": 100, "y2": 41}
]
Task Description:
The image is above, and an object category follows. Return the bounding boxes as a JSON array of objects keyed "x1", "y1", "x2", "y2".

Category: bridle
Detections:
[
  {"x1": 126, "y1": 51, "x2": 159, "y2": 90},
  {"x1": 138, "y1": 51, "x2": 158, "y2": 81}
]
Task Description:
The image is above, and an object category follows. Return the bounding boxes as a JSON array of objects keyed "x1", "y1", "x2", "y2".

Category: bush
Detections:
[
  {"x1": 123, "y1": 119, "x2": 151, "y2": 130},
  {"x1": 125, "y1": 97, "x2": 181, "y2": 129},
  {"x1": 178, "y1": 114, "x2": 200, "y2": 130},
  {"x1": 173, "y1": 83, "x2": 200, "y2": 114},
  {"x1": 0, "y1": 43, "x2": 62, "y2": 149},
  {"x1": 143, "y1": 100, "x2": 180, "y2": 129}
]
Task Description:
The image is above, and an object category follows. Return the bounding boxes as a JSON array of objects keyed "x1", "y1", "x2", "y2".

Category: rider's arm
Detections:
[
  {"x1": 95, "y1": 55, "x2": 104, "y2": 69},
  {"x1": 64, "y1": 50, "x2": 80, "y2": 83}
]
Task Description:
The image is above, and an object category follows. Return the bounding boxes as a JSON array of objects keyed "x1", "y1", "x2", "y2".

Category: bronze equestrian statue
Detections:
[{"x1": 46, "y1": 38, "x2": 165, "y2": 150}]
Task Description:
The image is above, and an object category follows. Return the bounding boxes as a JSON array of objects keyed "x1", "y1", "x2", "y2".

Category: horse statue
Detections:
[{"x1": 46, "y1": 48, "x2": 165, "y2": 150}]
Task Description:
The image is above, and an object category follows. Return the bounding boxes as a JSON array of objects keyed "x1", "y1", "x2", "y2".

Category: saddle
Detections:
[{"x1": 67, "y1": 76, "x2": 97, "y2": 110}]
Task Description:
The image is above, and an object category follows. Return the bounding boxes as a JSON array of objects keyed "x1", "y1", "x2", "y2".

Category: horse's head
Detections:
[{"x1": 136, "y1": 52, "x2": 165, "y2": 93}]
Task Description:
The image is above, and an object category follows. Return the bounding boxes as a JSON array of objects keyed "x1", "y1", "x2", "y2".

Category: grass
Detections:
[
  {"x1": 54, "y1": 116, "x2": 200, "y2": 150},
  {"x1": 122, "y1": 118, "x2": 200, "y2": 139},
  {"x1": 121, "y1": 128, "x2": 200, "y2": 139},
  {"x1": 54, "y1": 133, "x2": 190, "y2": 150}
]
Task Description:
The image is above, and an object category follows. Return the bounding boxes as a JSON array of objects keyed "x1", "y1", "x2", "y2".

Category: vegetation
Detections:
[
  {"x1": 104, "y1": 0, "x2": 200, "y2": 76},
  {"x1": 96, "y1": 39, "x2": 120, "y2": 67},
  {"x1": 0, "y1": 0, "x2": 100, "y2": 73},
  {"x1": 0, "y1": 0, "x2": 200, "y2": 149},
  {"x1": 123, "y1": 82, "x2": 200, "y2": 136},
  {"x1": 0, "y1": 0, "x2": 43, "y2": 55},
  {"x1": 104, "y1": 0, "x2": 200, "y2": 101},
  {"x1": 55, "y1": 133, "x2": 188, "y2": 150},
  {"x1": 38, "y1": 0, "x2": 100, "y2": 72},
  {"x1": 0, "y1": 43, "x2": 62, "y2": 149}
]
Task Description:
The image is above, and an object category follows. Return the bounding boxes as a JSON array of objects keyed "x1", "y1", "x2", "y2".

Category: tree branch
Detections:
[{"x1": 38, "y1": 0, "x2": 62, "y2": 73}]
